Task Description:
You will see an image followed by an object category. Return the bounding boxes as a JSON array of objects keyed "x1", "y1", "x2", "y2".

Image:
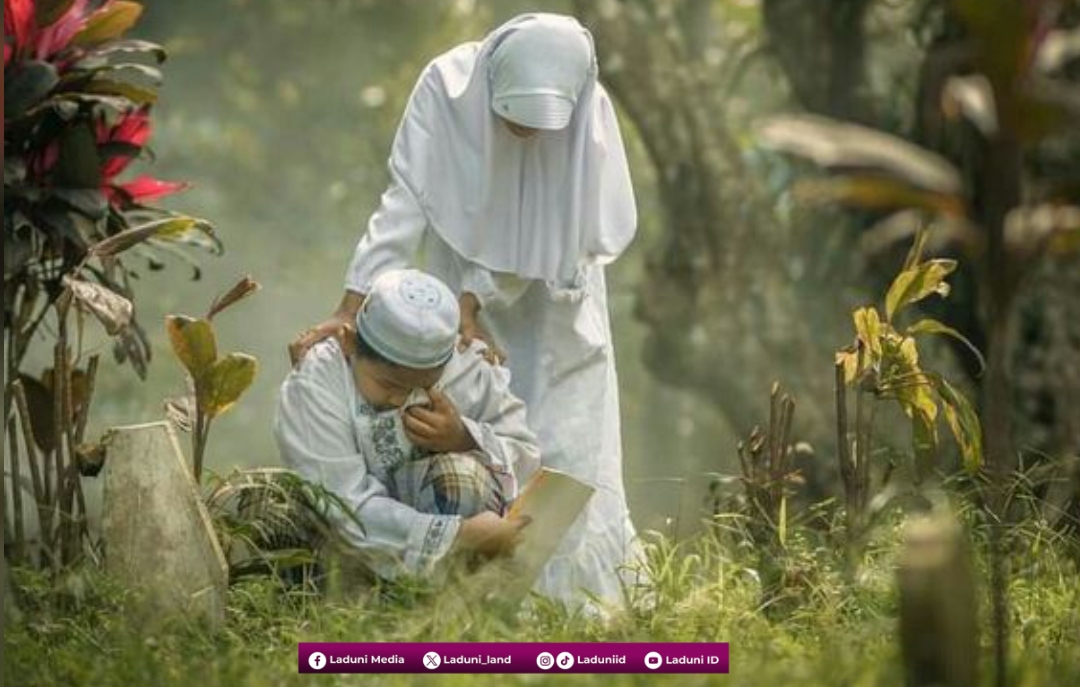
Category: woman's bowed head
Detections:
[{"x1": 488, "y1": 13, "x2": 593, "y2": 137}]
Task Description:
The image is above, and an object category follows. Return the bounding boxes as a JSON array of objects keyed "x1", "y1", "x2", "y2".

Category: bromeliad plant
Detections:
[
  {"x1": 165, "y1": 277, "x2": 260, "y2": 485},
  {"x1": 5, "y1": 0, "x2": 217, "y2": 570}
]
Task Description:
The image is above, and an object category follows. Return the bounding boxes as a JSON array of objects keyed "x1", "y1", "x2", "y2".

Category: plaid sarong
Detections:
[{"x1": 387, "y1": 451, "x2": 506, "y2": 517}]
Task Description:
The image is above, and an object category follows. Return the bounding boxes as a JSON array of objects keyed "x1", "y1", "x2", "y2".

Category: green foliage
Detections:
[
  {"x1": 164, "y1": 276, "x2": 260, "y2": 483},
  {"x1": 166, "y1": 316, "x2": 217, "y2": 380},
  {"x1": 836, "y1": 228, "x2": 984, "y2": 478},
  {"x1": 3, "y1": 0, "x2": 220, "y2": 571},
  {"x1": 5, "y1": 0, "x2": 218, "y2": 373},
  {"x1": 6, "y1": 509, "x2": 1080, "y2": 687},
  {"x1": 205, "y1": 467, "x2": 360, "y2": 586}
]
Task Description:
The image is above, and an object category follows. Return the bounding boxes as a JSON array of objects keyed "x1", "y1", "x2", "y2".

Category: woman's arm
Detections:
[
  {"x1": 456, "y1": 291, "x2": 506, "y2": 364},
  {"x1": 289, "y1": 169, "x2": 428, "y2": 365},
  {"x1": 288, "y1": 290, "x2": 365, "y2": 366}
]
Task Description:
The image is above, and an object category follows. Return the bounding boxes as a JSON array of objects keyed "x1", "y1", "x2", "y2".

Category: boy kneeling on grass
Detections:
[{"x1": 275, "y1": 269, "x2": 538, "y2": 581}]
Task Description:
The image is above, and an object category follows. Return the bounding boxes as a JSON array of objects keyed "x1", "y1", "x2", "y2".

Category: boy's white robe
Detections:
[{"x1": 275, "y1": 339, "x2": 540, "y2": 580}]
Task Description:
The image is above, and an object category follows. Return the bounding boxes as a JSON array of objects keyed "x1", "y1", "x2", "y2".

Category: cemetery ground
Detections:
[{"x1": 5, "y1": 506, "x2": 1079, "y2": 687}]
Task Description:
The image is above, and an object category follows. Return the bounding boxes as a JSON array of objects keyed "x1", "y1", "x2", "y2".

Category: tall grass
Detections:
[{"x1": 5, "y1": 507, "x2": 1079, "y2": 687}]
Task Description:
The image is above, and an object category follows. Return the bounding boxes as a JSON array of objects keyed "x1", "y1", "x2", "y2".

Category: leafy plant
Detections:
[
  {"x1": 758, "y1": 1, "x2": 1080, "y2": 488},
  {"x1": 205, "y1": 467, "x2": 346, "y2": 587},
  {"x1": 732, "y1": 382, "x2": 802, "y2": 551},
  {"x1": 718, "y1": 382, "x2": 816, "y2": 616},
  {"x1": 759, "y1": 2, "x2": 1079, "y2": 683},
  {"x1": 5, "y1": 0, "x2": 219, "y2": 379},
  {"x1": 833, "y1": 226, "x2": 984, "y2": 555},
  {"x1": 165, "y1": 277, "x2": 260, "y2": 484},
  {"x1": 4, "y1": 0, "x2": 218, "y2": 570}
]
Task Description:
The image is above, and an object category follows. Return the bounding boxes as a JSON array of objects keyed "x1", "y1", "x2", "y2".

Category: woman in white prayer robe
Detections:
[{"x1": 291, "y1": 14, "x2": 640, "y2": 609}]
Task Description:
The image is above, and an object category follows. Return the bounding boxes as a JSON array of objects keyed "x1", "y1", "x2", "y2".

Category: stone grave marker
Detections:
[{"x1": 101, "y1": 421, "x2": 228, "y2": 627}]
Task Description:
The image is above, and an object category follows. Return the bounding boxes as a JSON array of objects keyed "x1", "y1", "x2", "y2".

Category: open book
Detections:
[
  {"x1": 507, "y1": 467, "x2": 594, "y2": 585},
  {"x1": 463, "y1": 467, "x2": 594, "y2": 602}
]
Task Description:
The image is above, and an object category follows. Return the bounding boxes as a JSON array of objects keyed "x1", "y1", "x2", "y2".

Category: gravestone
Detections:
[
  {"x1": 101, "y1": 421, "x2": 228, "y2": 627},
  {"x1": 897, "y1": 513, "x2": 978, "y2": 687}
]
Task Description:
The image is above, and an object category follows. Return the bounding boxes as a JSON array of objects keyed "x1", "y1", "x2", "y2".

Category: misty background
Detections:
[
  {"x1": 77, "y1": 0, "x2": 741, "y2": 535},
  {"x1": 63, "y1": 0, "x2": 1076, "y2": 537}
]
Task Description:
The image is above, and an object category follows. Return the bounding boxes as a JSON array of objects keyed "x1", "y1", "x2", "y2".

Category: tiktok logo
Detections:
[{"x1": 308, "y1": 651, "x2": 327, "y2": 670}]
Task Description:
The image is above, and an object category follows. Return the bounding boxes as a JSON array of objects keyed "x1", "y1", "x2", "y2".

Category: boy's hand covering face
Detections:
[{"x1": 402, "y1": 387, "x2": 478, "y2": 453}]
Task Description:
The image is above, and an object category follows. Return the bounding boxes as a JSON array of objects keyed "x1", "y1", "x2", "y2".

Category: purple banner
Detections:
[{"x1": 298, "y1": 642, "x2": 728, "y2": 673}]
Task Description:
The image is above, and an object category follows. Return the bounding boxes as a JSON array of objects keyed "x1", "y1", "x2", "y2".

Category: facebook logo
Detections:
[{"x1": 308, "y1": 652, "x2": 327, "y2": 670}]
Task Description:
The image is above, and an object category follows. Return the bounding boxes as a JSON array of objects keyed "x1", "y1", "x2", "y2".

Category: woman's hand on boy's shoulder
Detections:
[
  {"x1": 456, "y1": 294, "x2": 505, "y2": 365},
  {"x1": 289, "y1": 315, "x2": 352, "y2": 367}
]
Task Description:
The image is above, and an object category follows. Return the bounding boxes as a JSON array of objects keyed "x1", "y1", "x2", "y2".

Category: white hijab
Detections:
[{"x1": 388, "y1": 13, "x2": 637, "y2": 287}]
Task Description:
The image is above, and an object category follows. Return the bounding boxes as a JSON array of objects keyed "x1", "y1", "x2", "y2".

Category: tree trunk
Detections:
[{"x1": 574, "y1": 0, "x2": 860, "y2": 471}]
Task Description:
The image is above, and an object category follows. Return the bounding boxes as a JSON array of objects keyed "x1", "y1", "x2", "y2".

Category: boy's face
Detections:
[{"x1": 353, "y1": 355, "x2": 443, "y2": 411}]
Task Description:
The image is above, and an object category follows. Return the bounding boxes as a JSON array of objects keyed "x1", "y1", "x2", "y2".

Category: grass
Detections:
[{"x1": 5, "y1": 511, "x2": 1079, "y2": 687}]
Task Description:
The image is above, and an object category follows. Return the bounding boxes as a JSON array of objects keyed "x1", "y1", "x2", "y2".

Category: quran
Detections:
[{"x1": 504, "y1": 467, "x2": 595, "y2": 591}]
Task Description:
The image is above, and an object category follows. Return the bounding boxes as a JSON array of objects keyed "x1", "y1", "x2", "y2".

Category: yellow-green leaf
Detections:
[
  {"x1": 911, "y1": 407, "x2": 939, "y2": 482},
  {"x1": 891, "y1": 370, "x2": 938, "y2": 425},
  {"x1": 166, "y1": 315, "x2": 217, "y2": 381},
  {"x1": 902, "y1": 224, "x2": 931, "y2": 272},
  {"x1": 898, "y1": 336, "x2": 920, "y2": 370},
  {"x1": 84, "y1": 78, "x2": 158, "y2": 106},
  {"x1": 72, "y1": 1, "x2": 143, "y2": 47},
  {"x1": 201, "y1": 353, "x2": 258, "y2": 418},
  {"x1": 150, "y1": 215, "x2": 222, "y2": 255},
  {"x1": 933, "y1": 375, "x2": 984, "y2": 474},
  {"x1": 90, "y1": 217, "x2": 197, "y2": 257},
  {"x1": 853, "y1": 307, "x2": 884, "y2": 363},
  {"x1": 885, "y1": 259, "x2": 957, "y2": 322},
  {"x1": 835, "y1": 348, "x2": 860, "y2": 385},
  {"x1": 907, "y1": 318, "x2": 986, "y2": 374}
]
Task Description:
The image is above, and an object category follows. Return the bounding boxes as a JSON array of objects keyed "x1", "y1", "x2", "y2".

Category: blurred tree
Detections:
[
  {"x1": 762, "y1": 0, "x2": 874, "y2": 121},
  {"x1": 578, "y1": 0, "x2": 1079, "y2": 498},
  {"x1": 573, "y1": 0, "x2": 867, "y2": 491}
]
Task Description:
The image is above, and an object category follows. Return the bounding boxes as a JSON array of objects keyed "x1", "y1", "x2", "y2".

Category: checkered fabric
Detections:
[{"x1": 388, "y1": 451, "x2": 506, "y2": 517}]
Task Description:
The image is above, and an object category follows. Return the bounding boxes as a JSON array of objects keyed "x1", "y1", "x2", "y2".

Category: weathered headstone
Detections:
[
  {"x1": 101, "y1": 421, "x2": 228, "y2": 627},
  {"x1": 897, "y1": 513, "x2": 978, "y2": 687}
]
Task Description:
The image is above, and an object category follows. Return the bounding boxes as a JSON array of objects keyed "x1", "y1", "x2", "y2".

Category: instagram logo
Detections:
[{"x1": 536, "y1": 652, "x2": 554, "y2": 670}]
